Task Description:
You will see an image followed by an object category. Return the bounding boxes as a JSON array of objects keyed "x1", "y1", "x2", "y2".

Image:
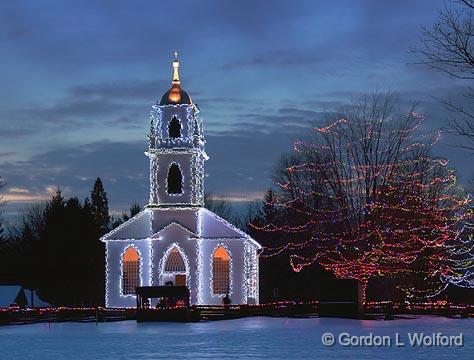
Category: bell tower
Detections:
[{"x1": 145, "y1": 52, "x2": 208, "y2": 207}]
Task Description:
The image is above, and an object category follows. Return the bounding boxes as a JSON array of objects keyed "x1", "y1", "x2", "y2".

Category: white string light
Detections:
[{"x1": 101, "y1": 56, "x2": 262, "y2": 307}]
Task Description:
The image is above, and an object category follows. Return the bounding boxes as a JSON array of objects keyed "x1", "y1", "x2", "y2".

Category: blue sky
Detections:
[{"x1": 0, "y1": 0, "x2": 472, "y2": 220}]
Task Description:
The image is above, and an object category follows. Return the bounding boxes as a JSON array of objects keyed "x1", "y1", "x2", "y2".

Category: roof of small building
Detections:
[
  {"x1": 0, "y1": 286, "x2": 51, "y2": 308},
  {"x1": 0, "y1": 285, "x2": 23, "y2": 307},
  {"x1": 24, "y1": 289, "x2": 51, "y2": 308},
  {"x1": 100, "y1": 207, "x2": 262, "y2": 249}
]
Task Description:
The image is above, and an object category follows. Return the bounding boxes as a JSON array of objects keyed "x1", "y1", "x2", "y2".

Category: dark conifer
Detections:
[
  {"x1": 130, "y1": 202, "x2": 141, "y2": 217},
  {"x1": 91, "y1": 178, "x2": 110, "y2": 234},
  {"x1": 0, "y1": 177, "x2": 5, "y2": 241}
]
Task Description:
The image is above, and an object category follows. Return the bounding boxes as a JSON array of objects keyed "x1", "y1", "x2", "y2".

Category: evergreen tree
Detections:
[
  {"x1": 261, "y1": 189, "x2": 279, "y2": 225},
  {"x1": 110, "y1": 202, "x2": 142, "y2": 229},
  {"x1": 83, "y1": 197, "x2": 91, "y2": 212},
  {"x1": 2, "y1": 182, "x2": 106, "y2": 306},
  {"x1": 130, "y1": 202, "x2": 141, "y2": 217},
  {"x1": 33, "y1": 190, "x2": 105, "y2": 306},
  {"x1": 204, "y1": 192, "x2": 234, "y2": 223},
  {"x1": 0, "y1": 176, "x2": 5, "y2": 241},
  {"x1": 91, "y1": 178, "x2": 110, "y2": 234},
  {"x1": 50, "y1": 188, "x2": 65, "y2": 211},
  {"x1": 247, "y1": 188, "x2": 303, "y2": 302}
]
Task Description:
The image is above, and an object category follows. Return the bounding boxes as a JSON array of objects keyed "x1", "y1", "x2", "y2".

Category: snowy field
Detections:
[{"x1": 0, "y1": 316, "x2": 472, "y2": 359}]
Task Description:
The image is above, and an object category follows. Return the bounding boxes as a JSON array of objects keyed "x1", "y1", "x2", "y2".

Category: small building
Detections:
[
  {"x1": 0, "y1": 285, "x2": 27, "y2": 308},
  {"x1": 0, "y1": 286, "x2": 50, "y2": 308},
  {"x1": 24, "y1": 289, "x2": 51, "y2": 308},
  {"x1": 101, "y1": 53, "x2": 261, "y2": 308}
]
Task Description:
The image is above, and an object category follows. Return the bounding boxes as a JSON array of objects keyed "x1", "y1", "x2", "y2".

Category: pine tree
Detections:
[
  {"x1": 130, "y1": 202, "x2": 141, "y2": 217},
  {"x1": 262, "y1": 189, "x2": 279, "y2": 225},
  {"x1": 0, "y1": 214, "x2": 4, "y2": 242},
  {"x1": 91, "y1": 178, "x2": 110, "y2": 234},
  {"x1": 83, "y1": 197, "x2": 91, "y2": 212},
  {"x1": 50, "y1": 188, "x2": 65, "y2": 210},
  {"x1": 204, "y1": 192, "x2": 234, "y2": 223},
  {"x1": 0, "y1": 176, "x2": 5, "y2": 242}
]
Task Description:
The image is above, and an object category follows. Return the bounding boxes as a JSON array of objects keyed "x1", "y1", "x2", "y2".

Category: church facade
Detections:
[{"x1": 101, "y1": 54, "x2": 261, "y2": 308}]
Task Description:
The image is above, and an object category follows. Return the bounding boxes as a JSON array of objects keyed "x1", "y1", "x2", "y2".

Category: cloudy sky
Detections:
[{"x1": 0, "y1": 0, "x2": 472, "y2": 221}]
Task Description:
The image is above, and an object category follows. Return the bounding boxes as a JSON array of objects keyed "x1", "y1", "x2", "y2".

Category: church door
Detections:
[{"x1": 175, "y1": 274, "x2": 186, "y2": 286}]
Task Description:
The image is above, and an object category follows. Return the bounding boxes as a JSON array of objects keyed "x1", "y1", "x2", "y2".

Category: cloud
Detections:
[
  {"x1": 1, "y1": 103, "x2": 310, "y2": 214},
  {"x1": 1, "y1": 140, "x2": 147, "y2": 210},
  {"x1": 69, "y1": 79, "x2": 165, "y2": 102},
  {"x1": 212, "y1": 192, "x2": 265, "y2": 202},
  {"x1": 8, "y1": 187, "x2": 30, "y2": 194},
  {"x1": 0, "y1": 79, "x2": 161, "y2": 142},
  {"x1": 2, "y1": 185, "x2": 55, "y2": 202},
  {"x1": 0, "y1": 152, "x2": 17, "y2": 157},
  {"x1": 2, "y1": 97, "x2": 472, "y2": 230},
  {"x1": 3, "y1": 0, "x2": 473, "y2": 224},
  {"x1": 5, "y1": 27, "x2": 30, "y2": 39},
  {"x1": 2, "y1": 193, "x2": 49, "y2": 202},
  {"x1": 221, "y1": 50, "x2": 325, "y2": 70}
]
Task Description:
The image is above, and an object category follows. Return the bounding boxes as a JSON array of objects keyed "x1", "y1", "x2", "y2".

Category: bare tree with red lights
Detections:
[{"x1": 253, "y1": 93, "x2": 470, "y2": 302}]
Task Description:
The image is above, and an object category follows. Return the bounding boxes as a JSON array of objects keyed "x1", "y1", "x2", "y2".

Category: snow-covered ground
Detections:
[{"x1": 0, "y1": 316, "x2": 472, "y2": 359}]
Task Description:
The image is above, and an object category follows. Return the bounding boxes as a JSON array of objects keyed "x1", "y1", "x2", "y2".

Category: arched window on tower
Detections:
[
  {"x1": 212, "y1": 246, "x2": 230, "y2": 295},
  {"x1": 168, "y1": 116, "x2": 181, "y2": 138},
  {"x1": 122, "y1": 247, "x2": 140, "y2": 295},
  {"x1": 167, "y1": 163, "x2": 183, "y2": 194}
]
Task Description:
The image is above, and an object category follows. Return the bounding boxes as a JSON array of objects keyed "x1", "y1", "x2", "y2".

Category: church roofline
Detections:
[
  {"x1": 198, "y1": 208, "x2": 263, "y2": 249},
  {"x1": 145, "y1": 203, "x2": 202, "y2": 209},
  {"x1": 150, "y1": 221, "x2": 199, "y2": 238},
  {"x1": 100, "y1": 207, "x2": 261, "y2": 248},
  {"x1": 100, "y1": 209, "x2": 151, "y2": 242}
]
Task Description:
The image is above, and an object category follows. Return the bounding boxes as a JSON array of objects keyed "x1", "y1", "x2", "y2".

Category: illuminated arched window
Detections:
[
  {"x1": 164, "y1": 248, "x2": 186, "y2": 272},
  {"x1": 122, "y1": 247, "x2": 140, "y2": 295},
  {"x1": 212, "y1": 246, "x2": 230, "y2": 295},
  {"x1": 167, "y1": 163, "x2": 183, "y2": 194},
  {"x1": 168, "y1": 116, "x2": 181, "y2": 138}
]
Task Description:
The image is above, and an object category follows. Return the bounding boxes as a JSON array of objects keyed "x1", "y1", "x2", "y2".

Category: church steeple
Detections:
[{"x1": 146, "y1": 52, "x2": 207, "y2": 208}]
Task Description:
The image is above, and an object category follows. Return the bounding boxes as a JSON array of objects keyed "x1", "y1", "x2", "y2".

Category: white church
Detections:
[{"x1": 101, "y1": 53, "x2": 261, "y2": 308}]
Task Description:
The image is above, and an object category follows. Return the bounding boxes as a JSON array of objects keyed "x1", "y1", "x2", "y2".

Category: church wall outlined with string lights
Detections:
[{"x1": 101, "y1": 53, "x2": 261, "y2": 308}]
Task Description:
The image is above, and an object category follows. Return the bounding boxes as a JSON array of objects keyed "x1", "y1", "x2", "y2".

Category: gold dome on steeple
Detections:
[{"x1": 160, "y1": 51, "x2": 192, "y2": 106}]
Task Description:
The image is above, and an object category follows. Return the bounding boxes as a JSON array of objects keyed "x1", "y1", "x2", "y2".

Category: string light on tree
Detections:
[{"x1": 250, "y1": 93, "x2": 472, "y2": 302}]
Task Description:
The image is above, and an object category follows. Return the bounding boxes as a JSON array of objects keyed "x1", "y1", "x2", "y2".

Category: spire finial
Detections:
[{"x1": 172, "y1": 50, "x2": 180, "y2": 84}]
